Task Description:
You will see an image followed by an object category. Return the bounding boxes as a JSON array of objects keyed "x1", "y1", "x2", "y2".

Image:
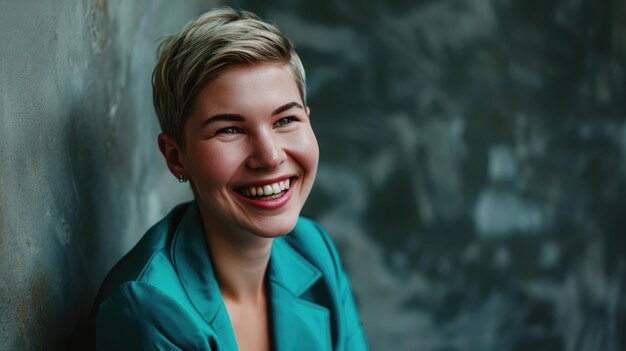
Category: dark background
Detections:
[{"x1": 234, "y1": 0, "x2": 626, "y2": 350}]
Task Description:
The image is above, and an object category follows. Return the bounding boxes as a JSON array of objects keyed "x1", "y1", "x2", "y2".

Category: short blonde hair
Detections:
[{"x1": 152, "y1": 7, "x2": 307, "y2": 147}]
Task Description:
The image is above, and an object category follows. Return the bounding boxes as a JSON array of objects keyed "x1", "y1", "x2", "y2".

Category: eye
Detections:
[
  {"x1": 274, "y1": 116, "x2": 297, "y2": 127},
  {"x1": 216, "y1": 127, "x2": 241, "y2": 135}
]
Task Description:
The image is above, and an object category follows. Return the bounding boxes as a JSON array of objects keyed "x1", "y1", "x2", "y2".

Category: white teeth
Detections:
[
  {"x1": 271, "y1": 183, "x2": 281, "y2": 194},
  {"x1": 242, "y1": 179, "x2": 292, "y2": 197}
]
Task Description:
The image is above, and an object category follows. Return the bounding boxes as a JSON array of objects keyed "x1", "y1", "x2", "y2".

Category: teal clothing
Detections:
[{"x1": 94, "y1": 202, "x2": 369, "y2": 350}]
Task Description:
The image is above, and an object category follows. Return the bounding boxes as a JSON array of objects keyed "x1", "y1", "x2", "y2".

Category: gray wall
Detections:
[
  {"x1": 1, "y1": 0, "x2": 625, "y2": 350},
  {"x1": 0, "y1": 1, "x2": 205, "y2": 349}
]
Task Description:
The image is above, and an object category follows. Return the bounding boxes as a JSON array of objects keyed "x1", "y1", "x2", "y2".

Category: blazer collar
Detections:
[
  {"x1": 171, "y1": 202, "x2": 330, "y2": 351},
  {"x1": 268, "y1": 239, "x2": 332, "y2": 351},
  {"x1": 170, "y1": 202, "x2": 238, "y2": 349},
  {"x1": 267, "y1": 237, "x2": 321, "y2": 296}
]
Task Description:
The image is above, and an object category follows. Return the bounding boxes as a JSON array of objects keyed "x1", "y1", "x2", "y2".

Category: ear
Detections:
[
  {"x1": 158, "y1": 132, "x2": 187, "y2": 181},
  {"x1": 306, "y1": 106, "x2": 311, "y2": 117}
]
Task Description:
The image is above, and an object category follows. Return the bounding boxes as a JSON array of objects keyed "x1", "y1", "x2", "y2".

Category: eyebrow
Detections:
[
  {"x1": 272, "y1": 101, "x2": 303, "y2": 116},
  {"x1": 200, "y1": 114, "x2": 244, "y2": 127},
  {"x1": 200, "y1": 102, "x2": 304, "y2": 128}
]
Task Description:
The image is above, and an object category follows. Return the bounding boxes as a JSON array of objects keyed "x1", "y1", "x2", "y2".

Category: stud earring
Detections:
[{"x1": 178, "y1": 174, "x2": 188, "y2": 183}]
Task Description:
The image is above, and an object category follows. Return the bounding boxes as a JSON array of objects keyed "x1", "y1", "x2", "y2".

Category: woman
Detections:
[{"x1": 92, "y1": 7, "x2": 369, "y2": 351}]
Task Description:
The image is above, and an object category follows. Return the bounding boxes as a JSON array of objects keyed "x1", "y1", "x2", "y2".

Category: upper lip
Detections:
[{"x1": 234, "y1": 175, "x2": 296, "y2": 189}]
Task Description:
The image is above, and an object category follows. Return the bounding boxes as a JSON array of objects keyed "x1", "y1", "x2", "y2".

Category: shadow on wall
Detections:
[{"x1": 63, "y1": 102, "x2": 112, "y2": 350}]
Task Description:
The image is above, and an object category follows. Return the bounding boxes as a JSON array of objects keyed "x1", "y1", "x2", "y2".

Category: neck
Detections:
[
  {"x1": 211, "y1": 237, "x2": 272, "y2": 302},
  {"x1": 199, "y1": 208, "x2": 273, "y2": 302}
]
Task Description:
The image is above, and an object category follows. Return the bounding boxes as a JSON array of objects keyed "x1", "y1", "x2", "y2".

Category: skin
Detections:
[{"x1": 158, "y1": 62, "x2": 319, "y2": 351}]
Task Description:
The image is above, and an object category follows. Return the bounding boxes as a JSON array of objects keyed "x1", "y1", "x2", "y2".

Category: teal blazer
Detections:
[{"x1": 94, "y1": 202, "x2": 369, "y2": 350}]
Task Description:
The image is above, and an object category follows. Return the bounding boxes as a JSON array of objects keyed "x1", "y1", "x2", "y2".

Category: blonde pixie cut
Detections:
[{"x1": 152, "y1": 7, "x2": 307, "y2": 147}]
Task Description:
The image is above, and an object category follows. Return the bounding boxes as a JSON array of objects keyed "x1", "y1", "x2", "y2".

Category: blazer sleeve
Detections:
[
  {"x1": 314, "y1": 222, "x2": 370, "y2": 351},
  {"x1": 96, "y1": 282, "x2": 212, "y2": 351}
]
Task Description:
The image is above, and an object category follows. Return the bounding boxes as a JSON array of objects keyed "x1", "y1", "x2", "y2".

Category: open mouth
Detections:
[{"x1": 236, "y1": 177, "x2": 294, "y2": 201}]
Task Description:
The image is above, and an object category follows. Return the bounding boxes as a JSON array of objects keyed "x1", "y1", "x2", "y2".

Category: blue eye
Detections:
[
  {"x1": 275, "y1": 116, "x2": 296, "y2": 127},
  {"x1": 217, "y1": 127, "x2": 240, "y2": 134}
]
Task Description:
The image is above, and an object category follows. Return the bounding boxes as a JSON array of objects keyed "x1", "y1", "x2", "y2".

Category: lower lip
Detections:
[{"x1": 234, "y1": 179, "x2": 297, "y2": 210}]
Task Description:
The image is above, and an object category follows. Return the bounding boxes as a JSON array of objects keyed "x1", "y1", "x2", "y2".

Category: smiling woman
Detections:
[
  {"x1": 171, "y1": 63, "x2": 318, "y2": 240},
  {"x1": 89, "y1": 7, "x2": 369, "y2": 351}
]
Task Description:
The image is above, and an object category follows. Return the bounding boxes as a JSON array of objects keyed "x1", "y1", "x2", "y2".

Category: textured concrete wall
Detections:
[
  {"x1": 0, "y1": 1, "x2": 204, "y2": 349},
  {"x1": 238, "y1": 0, "x2": 626, "y2": 350}
]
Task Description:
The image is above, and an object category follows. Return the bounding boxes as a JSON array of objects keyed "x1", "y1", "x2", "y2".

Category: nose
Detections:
[{"x1": 246, "y1": 131, "x2": 286, "y2": 170}]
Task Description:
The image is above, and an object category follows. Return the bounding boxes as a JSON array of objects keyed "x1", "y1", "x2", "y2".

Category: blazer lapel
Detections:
[
  {"x1": 268, "y1": 238, "x2": 332, "y2": 351},
  {"x1": 169, "y1": 202, "x2": 239, "y2": 350},
  {"x1": 169, "y1": 203, "x2": 332, "y2": 351}
]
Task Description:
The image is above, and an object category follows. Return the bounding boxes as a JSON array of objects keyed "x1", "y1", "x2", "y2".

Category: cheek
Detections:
[
  {"x1": 188, "y1": 145, "x2": 245, "y2": 187},
  {"x1": 306, "y1": 131, "x2": 320, "y2": 171},
  {"x1": 289, "y1": 128, "x2": 319, "y2": 174}
]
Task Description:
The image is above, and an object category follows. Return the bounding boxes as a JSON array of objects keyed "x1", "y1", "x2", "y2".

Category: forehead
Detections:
[{"x1": 192, "y1": 63, "x2": 302, "y2": 117}]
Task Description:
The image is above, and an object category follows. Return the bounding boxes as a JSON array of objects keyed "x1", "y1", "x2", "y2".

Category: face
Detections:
[{"x1": 165, "y1": 63, "x2": 318, "y2": 240}]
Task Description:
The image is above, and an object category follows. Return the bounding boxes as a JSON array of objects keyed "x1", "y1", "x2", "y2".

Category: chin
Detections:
[{"x1": 248, "y1": 214, "x2": 300, "y2": 239}]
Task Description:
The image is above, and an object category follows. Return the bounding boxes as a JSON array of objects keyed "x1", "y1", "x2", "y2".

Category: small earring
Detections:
[{"x1": 178, "y1": 174, "x2": 188, "y2": 183}]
